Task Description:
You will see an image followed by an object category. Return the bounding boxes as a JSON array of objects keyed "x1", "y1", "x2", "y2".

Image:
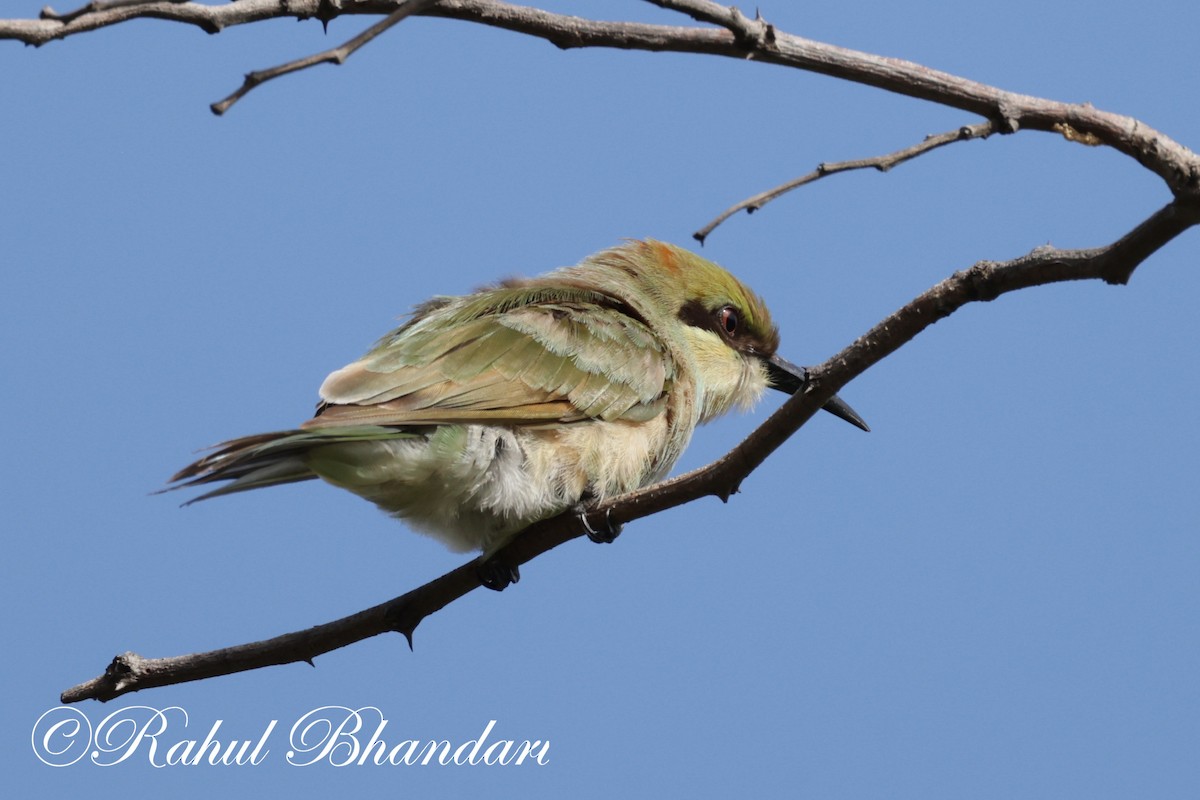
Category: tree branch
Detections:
[
  {"x1": 209, "y1": 0, "x2": 437, "y2": 115},
  {"x1": 694, "y1": 121, "x2": 999, "y2": 244},
  {"x1": 40, "y1": 0, "x2": 189, "y2": 27},
  {"x1": 60, "y1": 195, "x2": 1199, "y2": 703},
  {"x1": 11, "y1": 0, "x2": 1197, "y2": 701},
  {"x1": 4, "y1": 1, "x2": 1199, "y2": 199},
  {"x1": 647, "y1": 0, "x2": 774, "y2": 49}
]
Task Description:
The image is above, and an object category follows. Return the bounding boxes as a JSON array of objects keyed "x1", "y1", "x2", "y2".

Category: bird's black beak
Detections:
[{"x1": 766, "y1": 354, "x2": 870, "y2": 432}]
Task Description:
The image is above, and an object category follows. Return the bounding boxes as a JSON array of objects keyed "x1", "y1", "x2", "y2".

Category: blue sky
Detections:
[{"x1": 4, "y1": 1, "x2": 1198, "y2": 797}]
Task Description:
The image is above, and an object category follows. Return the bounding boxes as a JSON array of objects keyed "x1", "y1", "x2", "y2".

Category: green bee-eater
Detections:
[{"x1": 169, "y1": 240, "x2": 867, "y2": 586}]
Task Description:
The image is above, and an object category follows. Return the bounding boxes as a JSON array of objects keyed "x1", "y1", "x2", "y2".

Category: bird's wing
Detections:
[{"x1": 303, "y1": 299, "x2": 674, "y2": 430}]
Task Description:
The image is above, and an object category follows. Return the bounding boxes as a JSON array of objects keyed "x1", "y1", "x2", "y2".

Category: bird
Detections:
[{"x1": 166, "y1": 239, "x2": 867, "y2": 588}]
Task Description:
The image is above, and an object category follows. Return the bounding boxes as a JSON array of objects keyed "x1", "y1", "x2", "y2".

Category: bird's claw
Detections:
[
  {"x1": 477, "y1": 557, "x2": 520, "y2": 591},
  {"x1": 579, "y1": 506, "x2": 623, "y2": 544}
]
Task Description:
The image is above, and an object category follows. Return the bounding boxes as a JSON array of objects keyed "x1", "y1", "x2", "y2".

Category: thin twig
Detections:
[
  {"x1": 58, "y1": 197, "x2": 1200, "y2": 703},
  {"x1": 694, "y1": 121, "x2": 998, "y2": 244},
  {"x1": 645, "y1": 0, "x2": 774, "y2": 49},
  {"x1": 211, "y1": 0, "x2": 439, "y2": 115},
  {"x1": 40, "y1": 0, "x2": 186, "y2": 26}
]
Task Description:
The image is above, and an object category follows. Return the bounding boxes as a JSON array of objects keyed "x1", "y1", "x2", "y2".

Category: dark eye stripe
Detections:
[
  {"x1": 678, "y1": 299, "x2": 780, "y2": 359},
  {"x1": 678, "y1": 299, "x2": 743, "y2": 341}
]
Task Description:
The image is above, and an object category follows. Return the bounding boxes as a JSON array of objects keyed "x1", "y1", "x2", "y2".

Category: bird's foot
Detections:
[
  {"x1": 578, "y1": 505, "x2": 623, "y2": 544},
  {"x1": 476, "y1": 557, "x2": 520, "y2": 592}
]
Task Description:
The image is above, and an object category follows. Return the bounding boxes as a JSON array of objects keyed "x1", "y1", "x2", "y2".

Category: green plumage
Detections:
[
  {"x1": 315, "y1": 295, "x2": 675, "y2": 426},
  {"x1": 163, "y1": 239, "x2": 868, "y2": 556}
]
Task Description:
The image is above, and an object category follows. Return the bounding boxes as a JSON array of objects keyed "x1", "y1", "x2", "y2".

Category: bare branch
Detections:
[
  {"x1": 646, "y1": 0, "x2": 774, "y2": 49},
  {"x1": 59, "y1": 196, "x2": 1199, "y2": 703},
  {"x1": 210, "y1": 0, "x2": 438, "y2": 115},
  {"x1": 4, "y1": 1, "x2": 1198, "y2": 195},
  {"x1": 40, "y1": 0, "x2": 189, "y2": 26},
  {"x1": 10, "y1": 0, "x2": 1197, "y2": 701},
  {"x1": 694, "y1": 121, "x2": 999, "y2": 244}
]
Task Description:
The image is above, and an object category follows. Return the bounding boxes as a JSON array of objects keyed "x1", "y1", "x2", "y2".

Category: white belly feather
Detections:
[{"x1": 304, "y1": 416, "x2": 677, "y2": 554}]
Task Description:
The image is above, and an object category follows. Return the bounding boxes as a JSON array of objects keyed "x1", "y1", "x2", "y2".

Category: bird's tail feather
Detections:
[{"x1": 162, "y1": 425, "x2": 418, "y2": 505}]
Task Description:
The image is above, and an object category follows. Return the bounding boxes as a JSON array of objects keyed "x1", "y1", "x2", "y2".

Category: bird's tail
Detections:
[{"x1": 163, "y1": 425, "x2": 417, "y2": 504}]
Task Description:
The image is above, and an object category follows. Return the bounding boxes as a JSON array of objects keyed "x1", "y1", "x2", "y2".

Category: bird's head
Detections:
[{"x1": 582, "y1": 239, "x2": 869, "y2": 430}]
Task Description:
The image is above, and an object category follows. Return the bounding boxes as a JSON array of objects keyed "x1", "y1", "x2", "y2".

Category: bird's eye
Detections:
[{"x1": 718, "y1": 306, "x2": 739, "y2": 336}]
